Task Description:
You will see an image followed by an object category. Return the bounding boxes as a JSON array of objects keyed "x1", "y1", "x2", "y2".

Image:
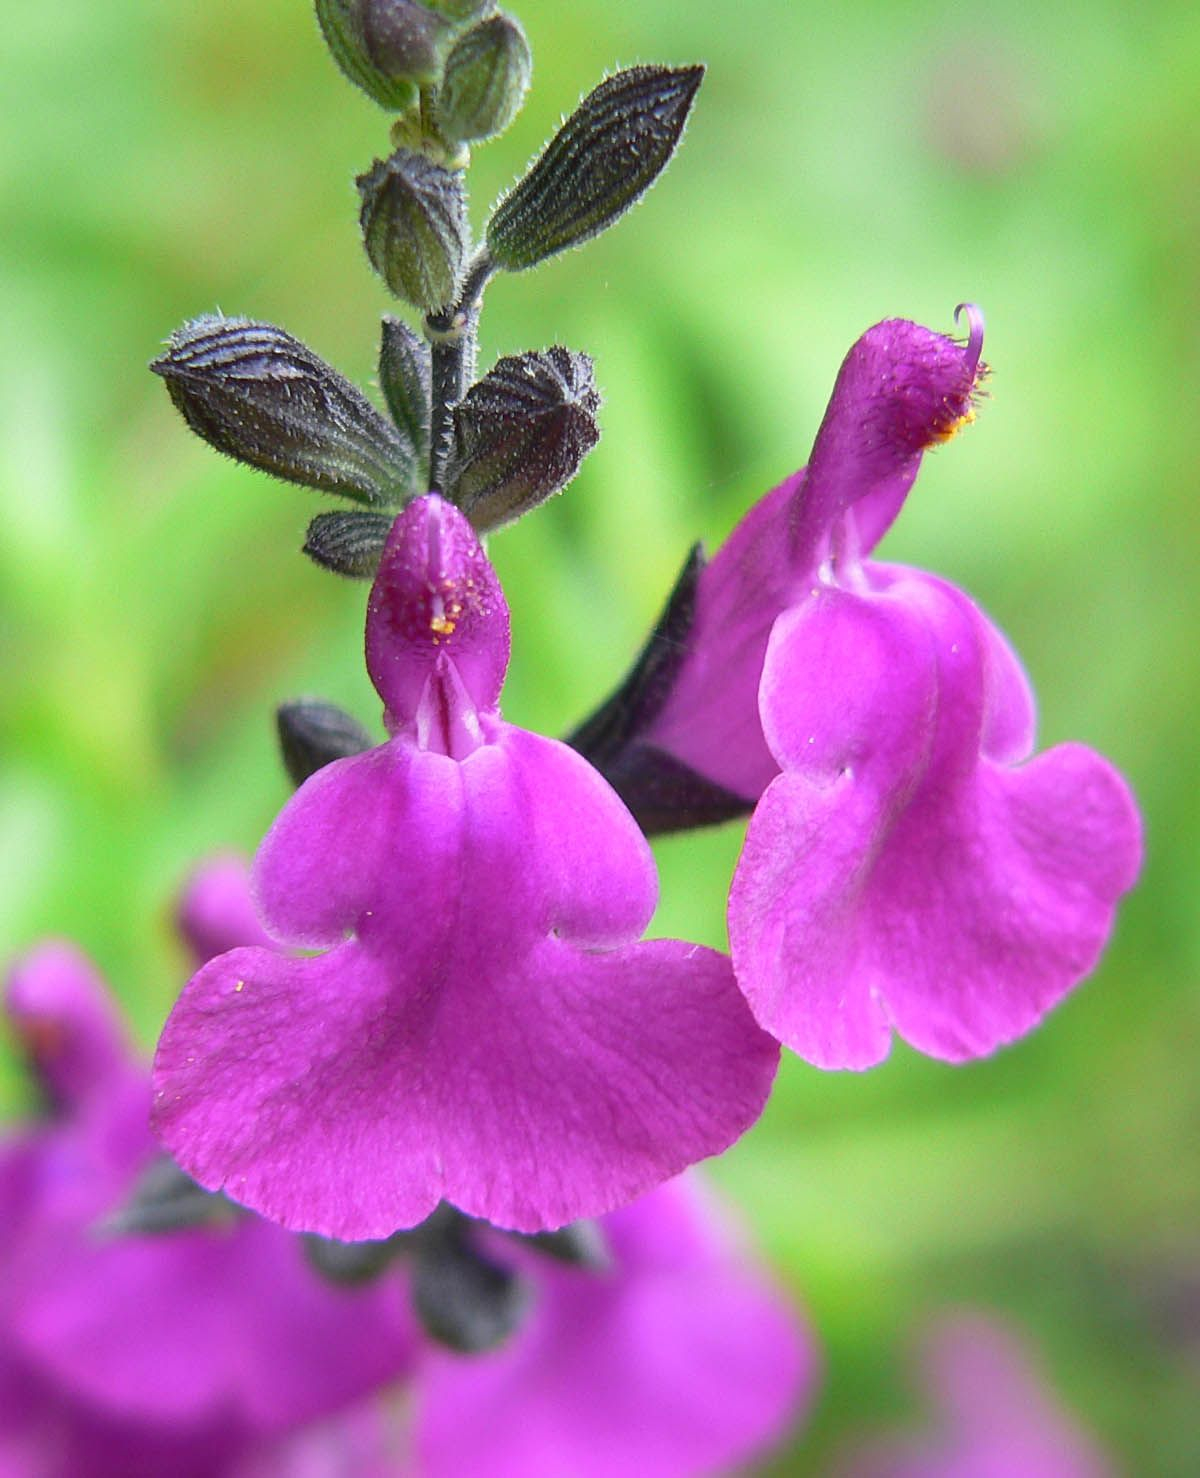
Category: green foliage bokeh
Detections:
[{"x1": 2, "y1": 0, "x2": 1197, "y2": 1470}]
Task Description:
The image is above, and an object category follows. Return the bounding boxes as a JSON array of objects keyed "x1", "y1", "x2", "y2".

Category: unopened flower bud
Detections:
[
  {"x1": 437, "y1": 14, "x2": 532, "y2": 145},
  {"x1": 151, "y1": 316, "x2": 413, "y2": 504},
  {"x1": 316, "y1": 0, "x2": 450, "y2": 110},
  {"x1": 276, "y1": 698, "x2": 374, "y2": 786},
  {"x1": 6, "y1": 944, "x2": 132, "y2": 1118},
  {"x1": 446, "y1": 347, "x2": 600, "y2": 531},
  {"x1": 303, "y1": 509, "x2": 396, "y2": 578},
  {"x1": 358, "y1": 150, "x2": 468, "y2": 312}
]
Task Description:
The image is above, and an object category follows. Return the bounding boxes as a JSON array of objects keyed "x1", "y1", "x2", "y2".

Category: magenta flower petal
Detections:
[
  {"x1": 157, "y1": 933, "x2": 771, "y2": 1236},
  {"x1": 6, "y1": 943, "x2": 139, "y2": 1120},
  {"x1": 791, "y1": 315, "x2": 982, "y2": 567},
  {"x1": 730, "y1": 571, "x2": 1142, "y2": 1067},
  {"x1": 645, "y1": 315, "x2": 986, "y2": 802},
  {"x1": 253, "y1": 743, "x2": 414, "y2": 950},
  {"x1": 877, "y1": 736, "x2": 1142, "y2": 1061},
  {"x1": 176, "y1": 855, "x2": 274, "y2": 964},
  {"x1": 977, "y1": 615, "x2": 1037, "y2": 765},
  {"x1": 645, "y1": 471, "x2": 799, "y2": 798},
  {"x1": 366, "y1": 493, "x2": 510, "y2": 728},
  {"x1": 2, "y1": 925, "x2": 418, "y2": 1470},
  {"x1": 0, "y1": 1349, "x2": 246, "y2": 1478},
  {"x1": 916, "y1": 1316, "x2": 1112, "y2": 1477},
  {"x1": 156, "y1": 496, "x2": 777, "y2": 1236},
  {"x1": 153, "y1": 943, "x2": 445, "y2": 1236},
  {"x1": 14, "y1": 1213, "x2": 415, "y2": 1432},
  {"x1": 233, "y1": 1402, "x2": 407, "y2": 1478},
  {"x1": 838, "y1": 1314, "x2": 1113, "y2": 1478},
  {"x1": 155, "y1": 727, "x2": 777, "y2": 1238},
  {"x1": 416, "y1": 1177, "x2": 817, "y2": 1478},
  {"x1": 729, "y1": 774, "x2": 895, "y2": 1070}
]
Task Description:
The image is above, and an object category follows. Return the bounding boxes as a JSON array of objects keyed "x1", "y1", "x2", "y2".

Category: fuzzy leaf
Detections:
[
  {"x1": 97, "y1": 1157, "x2": 235, "y2": 1237},
  {"x1": 487, "y1": 64, "x2": 704, "y2": 272},
  {"x1": 303, "y1": 1231, "x2": 410, "y2": 1285},
  {"x1": 423, "y1": 0, "x2": 492, "y2": 19},
  {"x1": 412, "y1": 1214, "x2": 530, "y2": 1354}
]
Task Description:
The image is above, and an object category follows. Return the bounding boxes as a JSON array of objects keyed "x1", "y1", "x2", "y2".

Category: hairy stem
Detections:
[{"x1": 425, "y1": 248, "x2": 495, "y2": 491}]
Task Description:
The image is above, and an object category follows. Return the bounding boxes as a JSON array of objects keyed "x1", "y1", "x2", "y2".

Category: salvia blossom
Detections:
[
  {"x1": 415, "y1": 1174, "x2": 817, "y2": 1478},
  {"x1": 835, "y1": 1314, "x2": 1113, "y2": 1478},
  {"x1": 1, "y1": 865, "x2": 417, "y2": 1476},
  {"x1": 63, "y1": 0, "x2": 1148, "y2": 1460},
  {"x1": 152, "y1": 495, "x2": 779, "y2": 1241},
  {"x1": 643, "y1": 308, "x2": 1142, "y2": 1068}
]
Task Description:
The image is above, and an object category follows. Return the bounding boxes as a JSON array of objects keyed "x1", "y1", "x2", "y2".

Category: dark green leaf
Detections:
[
  {"x1": 508, "y1": 1219, "x2": 610, "y2": 1270},
  {"x1": 412, "y1": 1213, "x2": 530, "y2": 1354},
  {"x1": 423, "y1": 0, "x2": 492, "y2": 21},
  {"x1": 486, "y1": 64, "x2": 704, "y2": 271},
  {"x1": 304, "y1": 1231, "x2": 410, "y2": 1284},
  {"x1": 96, "y1": 1156, "x2": 236, "y2": 1237}
]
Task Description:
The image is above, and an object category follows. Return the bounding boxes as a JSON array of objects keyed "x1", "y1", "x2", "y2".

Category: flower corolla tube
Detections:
[
  {"x1": 644, "y1": 308, "x2": 1142, "y2": 1068},
  {"x1": 153, "y1": 495, "x2": 779, "y2": 1240}
]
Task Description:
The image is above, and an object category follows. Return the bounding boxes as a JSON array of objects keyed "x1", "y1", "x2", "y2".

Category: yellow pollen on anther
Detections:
[
  {"x1": 430, "y1": 614, "x2": 456, "y2": 636},
  {"x1": 928, "y1": 407, "x2": 976, "y2": 445},
  {"x1": 234, "y1": 980, "x2": 245, "y2": 993}
]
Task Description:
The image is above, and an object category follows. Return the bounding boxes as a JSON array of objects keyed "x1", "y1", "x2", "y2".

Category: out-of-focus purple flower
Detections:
[
  {"x1": 836, "y1": 1313, "x2": 1114, "y2": 1478},
  {"x1": 415, "y1": 1174, "x2": 818, "y2": 1478},
  {"x1": 152, "y1": 495, "x2": 778, "y2": 1242},
  {"x1": 176, "y1": 853, "x2": 275, "y2": 963},
  {"x1": 650, "y1": 309, "x2": 1141, "y2": 1068},
  {"x1": 1, "y1": 863, "x2": 417, "y2": 1476}
]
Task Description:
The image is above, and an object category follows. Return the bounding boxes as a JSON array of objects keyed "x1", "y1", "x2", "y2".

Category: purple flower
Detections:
[
  {"x1": 152, "y1": 495, "x2": 778, "y2": 1240},
  {"x1": 1, "y1": 864, "x2": 417, "y2": 1475},
  {"x1": 836, "y1": 1314, "x2": 1113, "y2": 1478},
  {"x1": 415, "y1": 1174, "x2": 817, "y2": 1477},
  {"x1": 650, "y1": 309, "x2": 1141, "y2": 1068},
  {"x1": 176, "y1": 853, "x2": 275, "y2": 962}
]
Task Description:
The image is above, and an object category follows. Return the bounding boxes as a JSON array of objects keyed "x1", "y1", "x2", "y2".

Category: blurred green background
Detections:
[{"x1": 2, "y1": 0, "x2": 1197, "y2": 1470}]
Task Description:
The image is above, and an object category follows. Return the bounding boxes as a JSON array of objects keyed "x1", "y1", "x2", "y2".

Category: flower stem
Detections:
[{"x1": 425, "y1": 248, "x2": 495, "y2": 491}]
